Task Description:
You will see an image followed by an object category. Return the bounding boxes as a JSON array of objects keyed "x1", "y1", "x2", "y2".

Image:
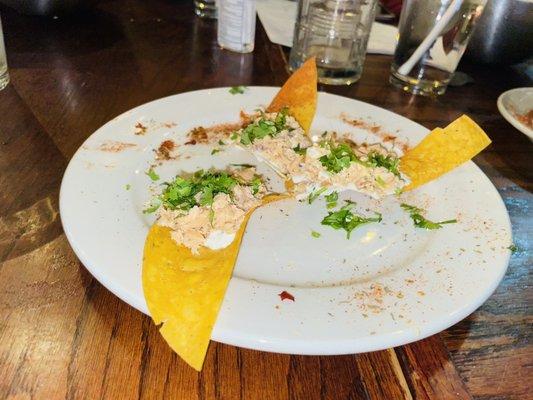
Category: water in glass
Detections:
[
  {"x1": 390, "y1": 0, "x2": 486, "y2": 96},
  {"x1": 289, "y1": 0, "x2": 378, "y2": 85}
]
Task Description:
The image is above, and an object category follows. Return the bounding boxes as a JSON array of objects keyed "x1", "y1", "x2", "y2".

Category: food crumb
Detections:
[
  {"x1": 278, "y1": 291, "x2": 295, "y2": 302},
  {"x1": 156, "y1": 140, "x2": 176, "y2": 160},
  {"x1": 134, "y1": 122, "x2": 148, "y2": 135}
]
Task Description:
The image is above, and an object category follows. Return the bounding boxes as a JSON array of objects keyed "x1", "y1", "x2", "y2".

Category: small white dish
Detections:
[{"x1": 497, "y1": 87, "x2": 533, "y2": 140}]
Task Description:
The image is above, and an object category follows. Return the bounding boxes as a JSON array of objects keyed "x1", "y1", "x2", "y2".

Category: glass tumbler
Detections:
[
  {"x1": 390, "y1": 0, "x2": 486, "y2": 96},
  {"x1": 289, "y1": 0, "x2": 379, "y2": 85},
  {"x1": 0, "y1": 16, "x2": 9, "y2": 91}
]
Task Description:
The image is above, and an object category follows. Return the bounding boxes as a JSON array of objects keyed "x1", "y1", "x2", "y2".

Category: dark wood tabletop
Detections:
[{"x1": 0, "y1": 1, "x2": 531, "y2": 399}]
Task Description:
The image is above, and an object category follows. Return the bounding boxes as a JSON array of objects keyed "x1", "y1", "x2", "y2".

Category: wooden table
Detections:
[{"x1": 0, "y1": 1, "x2": 531, "y2": 399}]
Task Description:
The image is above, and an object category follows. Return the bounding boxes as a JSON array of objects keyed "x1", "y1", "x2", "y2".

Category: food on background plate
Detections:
[
  {"x1": 142, "y1": 57, "x2": 493, "y2": 370},
  {"x1": 512, "y1": 108, "x2": 533, "y2": 130}
]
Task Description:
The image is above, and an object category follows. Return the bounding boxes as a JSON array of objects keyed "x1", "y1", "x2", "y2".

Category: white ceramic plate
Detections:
[
  {"x1": 60, "y1": 88, "x2": 512, "y2": 355},
  {"x1": 497, "y1": 87, "x2": 533, "y2": 140}
]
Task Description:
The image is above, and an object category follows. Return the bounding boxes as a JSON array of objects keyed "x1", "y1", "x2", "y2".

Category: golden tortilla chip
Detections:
[
  {"x1": 142, "y1": 195, "x2": 286, "y2": 370},
  {"x1": 400, "y1": 115, "x2": 491, "y2": 191},
  {"x1": 267, "y1": 57, "x2": 317, "y2": 133}
]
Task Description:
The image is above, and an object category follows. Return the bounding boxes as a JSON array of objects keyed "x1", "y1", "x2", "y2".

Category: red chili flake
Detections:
[{"x1": 278, "y1": 291, "x2": 295, "y2": 302}]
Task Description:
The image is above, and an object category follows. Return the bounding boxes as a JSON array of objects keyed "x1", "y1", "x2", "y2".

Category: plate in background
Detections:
[{"x1": 497, "y1": 87, "x2": 533, "y2": 140}]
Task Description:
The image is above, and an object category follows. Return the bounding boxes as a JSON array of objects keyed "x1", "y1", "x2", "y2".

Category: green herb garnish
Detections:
[
  {"x1": 229, "y1": 86, "x2": 246, "y2": 95},
  {"x1": 508, "y1": 244, "x2": 519, "y2": 253},
  {"x1": 240, "y1": 108, "x2": 288, "y2": 145},
  {"x1": 375, "y1": 176, "x2": 386, "y2": 187},
  {"x1": 231, "y1": 163, "x2": 255, "y2": 168},
  {"x1": 251, "y1": 176, "x2": 261, "y2": 195},
  {"x1": 366, "y1": 152, "x2": 401, "y2": 177},
  {"x1": 158, "y1": 171, "x2": 239, "y2": 214},
  {"x1": 319, "y1": 142, "x2": 358, "y2": 173},
  {"x1": 211, "y1": 148, "x2": 220, "y2": 155},
  {"x1": 230, "y1": 132, "x2": 238, "y2": 140},
  {"x1": 293, "y1": 144, "x2": 307, "y2": 156},
  {"x1": 325, "y1": 191, "x2": 338, "y2": 209},
  {"x1": 146, "y1": 168, "x2": 160, "y2": 181},
  {"x1": 125, "y1": 184, "x2": 131, "y2": 190},
  {"x1": 311, "y1": 231, "x2": 321, "y2": 238},
  {"x1": 218, "y1": 140, "x2": 225, "y2": 145},
  {"x1": 321, "y1": 204, "x2": 382, "y2": 239},
  {"x1": 308, "y1": 187, "x2": 327, "y2": 204},
  {"x1": 401, "y1": 203, "x2": 457, "y2": 229},
  {"x1": 143, "y1": 199, "x2": 161, "y2": 214}
]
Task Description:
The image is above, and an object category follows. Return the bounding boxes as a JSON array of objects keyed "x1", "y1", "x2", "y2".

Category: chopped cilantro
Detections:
[
  {"x1": 160, "y1": 171, "x2": 238, "y2": 212},
  {"x1": 394, "y1": 187, "x2": 403, "y2": 196},
  {"x1": 144, "y1": 170, "x2": 264, "y2": 215},
  {"x1": 240, "y1": 108, "x2": 288, "y2": 145},
  {"x1": 401, "y1": 203, "x2": 457, "y2": 229},
  {"x1": 146, "y1": 168, "x2": 160, "y2": 181},
  {"x1": 218, "y1": 140, "x2": 225, "y2": 146},
  {"x1": 125, "y1": 184, "x2": 131, "y2": 190},
  {"x1": 366, "y1": 152, "x2": 401, "y2": 177},
  {"x1": 208, "y1": 207, "x2": 215, "y2": 225},
  {"x1": 229, "y1": 86, "x2": 246, "y2": 94},
  {"x1": 143, "y1": 199, "x2": 161, "y2": 214},
  {"x1": 230, "y1": 132, "x2": 239, "y2": 140},
  {"x1": 251, "y1": 177, "x2": 261, "y2": 195},
  {"x1": 508, "y1": 244, "x2": 519, "y2": 253},
  {"x1": 308, "y1": 187, "x2": 327, "y2": 204},
  {"x1": 231, "y1": 163, "x2": 255, "y2": 168},
  {"x1": 375, "y1": 176, "x2": 386, "y2": 187},
  {"x1": 293, "y1": 144, "x2": 307, "y2": 156},
  {"x1": 321, "y1": 204, "x2": 382, "y2": 239},
  {"x1": 211, "y1": 148, "x2": 220, "y2": 155},
  {"x1": 318, "y1": 141, "x2": 401, "y2": 178},
  {"x1": 325, "y1": 191, "x2": 338, "y2": 209},
  {"x1": 311, "y1": 231, "x2": 321, "y2": 238},
  {"x1": 274, "y1": 107, "x2": 288, "y2": 130},
  {"x1": 319, "y1": 142, "x2": 358, "y2": 173}
]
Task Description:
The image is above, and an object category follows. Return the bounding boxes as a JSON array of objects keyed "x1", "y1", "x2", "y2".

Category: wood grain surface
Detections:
[{"x1": 0, "y1": 1, "x2": 531, "y2": 399}]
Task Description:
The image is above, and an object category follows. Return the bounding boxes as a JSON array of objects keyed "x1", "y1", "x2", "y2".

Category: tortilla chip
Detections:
[
  {"x1": 142, "y1": 195, "x2": 286, "y2": 370},
  {"x1": 267, "y1": 57, "x2": 317, "y2": 133},
  {"x1": 400, "y1": 115, "x2": 491, "y2": 191}
]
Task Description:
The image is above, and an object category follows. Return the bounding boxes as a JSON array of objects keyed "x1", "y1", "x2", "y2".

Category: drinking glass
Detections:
[
  {"x1": 390, "y1": 0, "x2": 486, "y2": 96},
  {"x1": 194, "y1": 0, "x2": 217, "y2": 18},
  {"x1": 0, "y1": 16, "x2": 9, "y2": 91},
  {"x1": 289, "y1": 0, "x2": 379, "y2": 85}
]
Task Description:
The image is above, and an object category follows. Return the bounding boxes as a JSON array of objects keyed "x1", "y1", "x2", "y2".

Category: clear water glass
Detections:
[
  {"x1": 0, "y1": 16, "x2": 9, "y2": 91},
  {"x1": 194, "y1": 0, "x2": 217, "y2": 18},
  {"x1": 390, "y1": 0, "x2": 486, "y2": 96},
  {"x1": 289, "y1": 0, "x2": 379, "y2": 85}
]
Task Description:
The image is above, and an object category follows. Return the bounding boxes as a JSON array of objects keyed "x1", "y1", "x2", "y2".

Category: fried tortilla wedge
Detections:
[
  {"x1": 142, "y1": 195, "x2": 286, "y2": 371},
  {"x1": 267, "y1": 57, "x2": 317, "y2": 133},
  {"x1": 400, "y1": 115, "x2": 491, "y2": 191}
]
